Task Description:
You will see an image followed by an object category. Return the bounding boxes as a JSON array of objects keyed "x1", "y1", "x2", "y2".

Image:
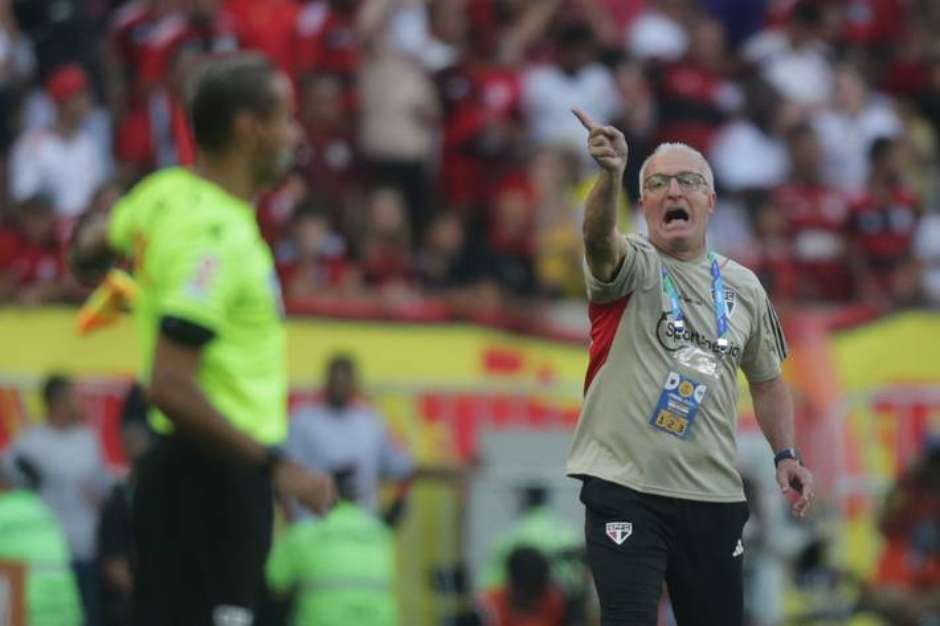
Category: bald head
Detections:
[{"x1": 638, "y1": 143, "x2": 714, "y2": 198}]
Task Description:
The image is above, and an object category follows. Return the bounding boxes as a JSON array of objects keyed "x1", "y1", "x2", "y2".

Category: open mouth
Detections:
[{"x1": 664, "y1": 208, "x2": 690, "y2": 224}]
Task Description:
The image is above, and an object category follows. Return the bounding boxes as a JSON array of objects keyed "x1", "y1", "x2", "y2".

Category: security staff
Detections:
[{"x1": 267, "y1": 468, "x2": 397, "y2": 626}]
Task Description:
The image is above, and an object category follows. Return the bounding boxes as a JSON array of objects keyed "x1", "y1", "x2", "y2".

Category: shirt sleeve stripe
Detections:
[{"x1": 767, "y1": 299, "x2": 788, "y2": 360}]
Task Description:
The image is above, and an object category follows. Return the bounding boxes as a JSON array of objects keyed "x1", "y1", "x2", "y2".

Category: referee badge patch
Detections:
[{"x1": 605, "y1": 522, "x2": 633, "y2": 545}]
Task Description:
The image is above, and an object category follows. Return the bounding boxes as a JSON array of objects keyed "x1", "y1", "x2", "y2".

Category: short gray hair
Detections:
[{"x1": 638, "y1": 142, "x2": 715, "y2": 196}]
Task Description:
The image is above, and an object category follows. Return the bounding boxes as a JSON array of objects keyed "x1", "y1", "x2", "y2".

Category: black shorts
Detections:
[
  {"x1": 132, "y1": 435, "x2": 274, "y2": 626},
  {"x1": 580, "y1": 476, "x2": 749, "y2": 626}
]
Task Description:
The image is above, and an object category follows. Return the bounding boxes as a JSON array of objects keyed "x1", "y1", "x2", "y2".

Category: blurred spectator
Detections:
[
  {"x1": 0, "y1": 193, "x2": 73, "y2": 305},
  {"x1": 772, "y1": 123, "x2": 853, "y2": 301},
  {"x1": 530, "y1": 148, "x2": 585, "y2": 298},
  {"x1": 0, "y1": 460, "x2": 83, "y2": 626},
  {"x1": 114, "y1": 43, "x2": 201, "y2": 184},
  {"x1": 225, "y1": 0, "x2": 300, "y2": 75},
  {"x1": 915, "y1": 207, "x2": 940, "y2": 306},
  {"x1": 744, "y1": 0, "x2": 834, "y2": 110},
  {"x1": 710, "y1": 77, "x2": 790, "y2": 194},
  {"x1": 287, "y1": 354, "x2": 415, "y2": 520},
  {"x1": 132, "y1": 0, "x2": 239, "y2": 91},
  {"x1": 0, "y1": 0, "x2": 35, "y2": 153},
  {"x1": 276, "y1": 197, "x2": 355, "y2": 300},
  {"x1": 841, "y1": 0, "x2": 907, "y2": 50},
  {"x1": 293, "y1": 0, "x2": 362, "y2": 92},
  {"x1": 97, "y1": 419, "x2": 153, "y2": 626},
  {"x1": 878, "y1": 10, "x2": 931, "y2": 99},
  {"x1": 608, "y1": 54, "x2": 657, "y2": 201},
  {"x1": 472, "y1": 173, "x2": 539, "y2": 297},
  {"x1": 8, "y1": 63, "x2": 112, "y2": 220},
  {"x1": 477, "y1": 485, "x2": 583, "y2": 614},
  {"x1": 433, "y1": 0, "x2": 548, "y2": 213},
  {"x1": 258, "y1": 172, "x2": 310, "y2": 246},
  {"x1": 2, "y1": 374, "x2": 111, "y2": 626},
  {"x1": 813, "y1": 62, "x2": 902, "y2": 194},
  {"x1": 0, "y1": 0, "x2": 34, "y2": 86},
  {"x1": 745, "y1": 196, "x2": 798, "y2": 303},
  {"x1": 294, "y1": 72, "x2": 362, "y2": 224},
  {"x1": 700, "y1": 0, "x2": 768, "y2": 50},
  {"x1": 860, "y1": 435, "x2": 940, "y2": 625},
  {"x1": 916, "y1": 54, "x2": 940, "y2": 152},
  {"x1": 12, "y1": 0, "x2": 99, "y2": 83},
  {"x1": 105, "y1": 0, "x2": 180, "y2": 113},
  {"x1": 359, "y1": 13, "x2": 440, "y2": 240},
  {"x1": 894, "y1": 97, "x2": 939, "y2": 207},
  {"x1": 416, "y1": 210, "x2": 473, "y2": 293},
  {"x1": 848, "y1": 137, "x2": 921, "y2": 306},
  {"x1": 705, "y1": 194, "x2": 757, "y2": 263},
  {"x1": 401, "y1": 0, "x2": 467, "y2": 73},
  {"x1": 654, "y1": 16, "x2": 740, "y2": 154},
  {"x1": 266, "y1": 467, "x2": 398, "y2": 626},
  {"x1": 477, "y1": 546, "x2": 566, "y2": 626},
  {"x1": 360, "y1": 186, "x2": 417, "y2": 293},
  {"x1": 522, "y1": 20, "x2": 621, "y2": 158},
  {"x1": 625, "y1": 0, "x2": 689, "y2": 63}
]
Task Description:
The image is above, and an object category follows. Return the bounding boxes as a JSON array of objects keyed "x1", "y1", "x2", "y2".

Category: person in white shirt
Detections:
[
  {"x1": 8, "y1": 64, "x2": 112, "y2": 220},
  {"x1": 625, "y1": 0, "x2": 689, "y2": 63},
  {"x1": 744, "y1": 1, "x2": 833, "y2": 111},
  {"x1": 523, "y1": 21, "x2": 621, "y2": 159},
  {"x1": 812, "y1": 63, "x2": 902, "y2": 194},
  {"x1": 710, "y1": 78, "x2": 789, "y2": 194},
  {"x1": 3, "y1": 374, "x2": 112, "y2": 626},
  {"x1": 287, "y1": 354, "x2": 415, "y2": 522}
]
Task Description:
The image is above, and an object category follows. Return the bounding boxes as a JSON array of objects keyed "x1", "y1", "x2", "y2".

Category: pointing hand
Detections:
[{"x1": 572, "y1": 108, "x2": 628, "y2": 174}]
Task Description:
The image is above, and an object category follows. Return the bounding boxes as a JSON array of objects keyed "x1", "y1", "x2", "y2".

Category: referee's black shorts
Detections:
[
  {"x1": 579, "y1": 476, "x2": 749, "y2": 626},
  {"x1": 132, "y1": 435, "x2": 273, "y2": 626}
]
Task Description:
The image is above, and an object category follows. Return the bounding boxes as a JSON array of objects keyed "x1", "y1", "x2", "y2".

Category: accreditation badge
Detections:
[
  {"x1": 648, "y1": 370, "x2": 708, "y2": 439},
  {"x1": 674, "y1": 345, "x2": 721, "y2": 380}
]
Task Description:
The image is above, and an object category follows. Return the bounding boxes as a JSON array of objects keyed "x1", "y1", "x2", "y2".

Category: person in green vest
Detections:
[
  {"x1": 0, "y1": 460, "x2": 83, "y2": 626},
  {"x1": 478, "y1": 485, "x2": 586, "y2": 616},
  {"x1": 267, "y1": 467, "x2": 397, "y2": 626}
]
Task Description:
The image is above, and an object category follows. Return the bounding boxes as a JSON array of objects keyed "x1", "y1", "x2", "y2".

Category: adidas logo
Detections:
[{"x1": 732, "y1": 539, "x2": 744, "y2": 557}]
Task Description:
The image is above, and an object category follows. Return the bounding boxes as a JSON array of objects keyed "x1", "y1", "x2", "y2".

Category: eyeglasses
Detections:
[{"x1": 643, "y1": 172, "x2": 708, "y2": 194}]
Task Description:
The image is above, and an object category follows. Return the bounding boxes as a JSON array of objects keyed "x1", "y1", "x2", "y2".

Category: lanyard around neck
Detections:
[{"x1": 660, "y1": 251, "x2": 729, "y2": 351}]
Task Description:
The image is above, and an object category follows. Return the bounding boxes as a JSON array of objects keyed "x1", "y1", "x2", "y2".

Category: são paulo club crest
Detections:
[
  {"x1": 725, "y1": 288, "x2": 736, "y2": 318},
  {"x1": 605, "y1": 522, "x2": 633, "y2": 545}
]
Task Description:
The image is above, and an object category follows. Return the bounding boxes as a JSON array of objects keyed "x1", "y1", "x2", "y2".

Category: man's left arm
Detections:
[
  {"x1": 378, "y1": 422, "x2": 416, "y2": 527},
  {"x1": 748, "y1": 375, "x2": 814, "y2": 517}
]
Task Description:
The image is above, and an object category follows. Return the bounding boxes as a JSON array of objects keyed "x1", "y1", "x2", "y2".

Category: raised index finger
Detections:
[{"x1": 572, "y1": 107, "x2": 598, "y2": 132}]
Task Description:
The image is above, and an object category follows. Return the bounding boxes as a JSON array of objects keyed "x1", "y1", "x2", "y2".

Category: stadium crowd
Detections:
[{"x1": 0, "y1": 0, "x2": 939, "y2": 320}]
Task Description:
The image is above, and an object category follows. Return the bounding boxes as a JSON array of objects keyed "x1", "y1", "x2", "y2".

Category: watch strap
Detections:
[{"x1": 773, "y1": 447, "x2": 802, "y2": 467}]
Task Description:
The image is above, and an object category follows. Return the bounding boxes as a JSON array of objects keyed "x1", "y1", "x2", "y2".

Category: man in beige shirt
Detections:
[{"x1": 567, "y1": 108, "x2": 814, "y2": 626}]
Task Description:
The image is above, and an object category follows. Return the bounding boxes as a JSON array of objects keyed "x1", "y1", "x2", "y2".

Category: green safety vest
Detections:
[
  {"x1": 478, "y1": 506, "x2": 582, "y2": 593},
  {"x1": 0, "y1": 490, "x2": 83, "y2": 626},
  {"x1": 267, "y1": 501, "x2": 397, "y2": 626}
]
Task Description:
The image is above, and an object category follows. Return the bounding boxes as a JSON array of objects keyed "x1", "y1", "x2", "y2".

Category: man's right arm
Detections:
[
  {"x1": 150, "y1": 332, "x2": 335, "y2": 515},
  {"x1": 572, "y1": 108, "x2": 630, "y2": 283}
]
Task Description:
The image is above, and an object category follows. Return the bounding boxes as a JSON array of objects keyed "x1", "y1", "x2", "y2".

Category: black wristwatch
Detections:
[
  {"x1": 262, "y1": 445, "x2": 287, "y2": 475},
  {"x1": 773, "y1": 447, "x2": 802, "y2": 467}
]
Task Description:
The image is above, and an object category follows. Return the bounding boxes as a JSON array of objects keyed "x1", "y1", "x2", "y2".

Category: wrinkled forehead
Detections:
[{"x1": 646, "y1": 149, "x2": 707, "y2": 178}]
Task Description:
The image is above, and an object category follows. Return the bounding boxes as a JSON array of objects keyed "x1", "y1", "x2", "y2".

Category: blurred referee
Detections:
[
  {"x1": 567, "y1": 108, "x2": 815, "y2": 626},
  {"x1": 70, "y1": 54, "x2": 335, "y2": 626}
]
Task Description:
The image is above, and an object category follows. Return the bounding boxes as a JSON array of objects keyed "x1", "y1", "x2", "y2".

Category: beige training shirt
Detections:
[{"x1": 566, "y1": 234, "x2": 788, "y2": 502}]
